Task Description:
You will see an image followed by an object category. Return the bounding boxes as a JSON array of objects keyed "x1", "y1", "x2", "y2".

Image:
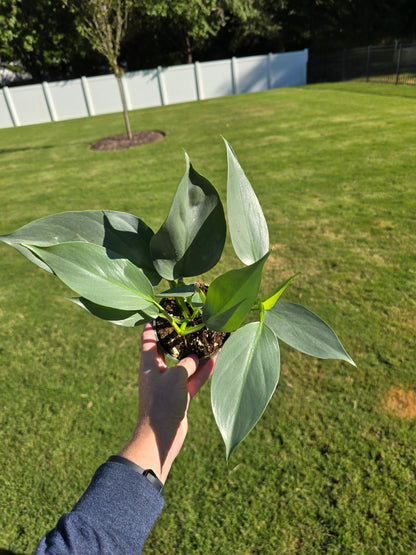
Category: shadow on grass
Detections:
[
  {"x1": 0, "y1": 146, "x2": 54, "y2": 154},
  {"x1": 0, "y1": 549, "x2": 25, "y2": 555}
]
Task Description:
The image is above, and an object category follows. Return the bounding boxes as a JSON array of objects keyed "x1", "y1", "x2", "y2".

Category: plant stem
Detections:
[
  {"x1": 176, "y1": 296, "x2": 192, "y2": 319},
  {"x1": 180, "y1": 322, "x2": 206, "y2": 335},
  {"x1": 151, "y1": 300, "x2": 183, "y2": 332},
  {"x1": 259, "y1": 302, "x2": 265, "y2": 323}
]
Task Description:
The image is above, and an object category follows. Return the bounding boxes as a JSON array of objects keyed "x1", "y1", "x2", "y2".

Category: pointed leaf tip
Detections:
[
  {"x1": 150, "y1": 155, "x2": 226, "y2": 280},
  {"x1": 211, "y1": 322, "x2": 280, "y2": 459},
  {"x1": 225, "y1": 139, "x2": 269, "y2": 265},
  {"x1": 265, "y1": 301, "x2": 355, "y2": 366}
]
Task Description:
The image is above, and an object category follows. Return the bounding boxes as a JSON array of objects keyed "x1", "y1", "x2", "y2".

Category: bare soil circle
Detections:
[{"x1": 89, "y1": 130, "x2": 165, "y2": 151}]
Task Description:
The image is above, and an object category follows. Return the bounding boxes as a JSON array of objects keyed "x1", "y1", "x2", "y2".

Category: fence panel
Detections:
[
  {"x1": 0, "y1": 50, "x2": 308, "y2": 129},
  {"x1": 236, "y1": 55, "x2": 269, "y2": 94},
  {"x1": 123, "y1": 69, "x2": 161, "y2": 110},
  {"x1": 198, "y1": 59, "x2": 234, "y2": 99},
  {"x1": 48, "y1": 79, "x2": 89, "y2": 120},
  {"x1": 308, "y1": 44, "x2": 416, "y2": 86},
  {"x1": 398, "y1": 46, "x2": 416, "y2": 85},
  {"x1": 86, "y1": 75, "x2": 122, "y2": 115},
  {"x1": 0, "y1": 90, "x2": 14, "y2": 128},
  {"x1": 158, "y1": 64, "x2": 198, "y2": 105},
  {"x1": 9, "y1": 83, "x2": 51, "y2": 126},
  {"x1": 270, "y1": 50, "x2": 308, "y2": 88}
]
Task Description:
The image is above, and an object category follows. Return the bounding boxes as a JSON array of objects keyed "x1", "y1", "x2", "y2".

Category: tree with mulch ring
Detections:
[{"x1": 89, "y1": 130, "x2": 165, "y2": 151}]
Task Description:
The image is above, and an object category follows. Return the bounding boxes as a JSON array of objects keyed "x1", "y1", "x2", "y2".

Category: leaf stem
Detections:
[
  {"x1": 176, "y1": 296, "x2": 192, "y2": 319},
  {"x1": 180, "y1": 322, "x2": 206, "y2": 335},
  {"x1": 259, "y1": 301, "x2": 265, "y2": 324}
]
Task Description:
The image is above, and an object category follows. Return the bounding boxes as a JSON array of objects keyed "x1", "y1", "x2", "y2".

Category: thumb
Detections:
[{"x1": 176, "y1": 354, "x2": 199, "y2": 380}]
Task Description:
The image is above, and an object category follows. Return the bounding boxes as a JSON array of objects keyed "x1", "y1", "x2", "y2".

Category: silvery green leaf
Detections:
[
  {"x1": 150, "y1": 154, "x2": 226, "y2": 280},
  {"x1": 265, "y1": 301, "x2": 355, "y2": 366},
  {"x1": 225, "y1": 138, "x2": 269, "y2": 265},
  {"x1": 211, "y1": 321, "x2": 280, "y2": 459}
]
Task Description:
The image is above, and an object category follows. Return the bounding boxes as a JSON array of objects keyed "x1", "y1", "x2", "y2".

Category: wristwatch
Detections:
[{"x1": 108, "y1": 455, "x2": 164, "y2": 494}]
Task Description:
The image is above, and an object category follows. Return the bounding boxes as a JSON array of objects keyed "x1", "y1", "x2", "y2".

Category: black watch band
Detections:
[{"x1": 108, "y1": 455, "x2": 164, "y2": 494}]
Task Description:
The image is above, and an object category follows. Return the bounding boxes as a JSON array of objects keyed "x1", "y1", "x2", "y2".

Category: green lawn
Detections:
[{"x1": 1, "y1": 82, "x2": 416, "y2": 554}]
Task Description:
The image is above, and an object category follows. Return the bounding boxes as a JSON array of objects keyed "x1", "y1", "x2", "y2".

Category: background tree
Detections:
[
  {"x1": 1, "y1": 0, "x2": 416, "y2": 87},
  {"x1": 126, "y1": 0, "x2": 263, "y2": 68},
  {"x1": 62, "y1": 0, "x2": 133, "y2": 140},
  {"x1": 0, "y1": 0, "x2": 95, "y2": 84}
]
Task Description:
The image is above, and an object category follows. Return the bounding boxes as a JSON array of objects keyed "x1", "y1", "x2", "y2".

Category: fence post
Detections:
[
  {"x1": 267, "y1": 53, "x2": 273, "y2": 89},
  {"x1": 231, "y1": 57, "x2": 238, "y2": 94},
  {"x1": 3, "y1": 86, "x2": 20, "y2": 126},
  {"x1": 81, "y1": 76, "x2": 95, "y2": 116},
  {"x1": 395, "y1": 44, "x2": 402, "y2": 85},
  {"x1": 194, "y1": 61, "x2": 204, "y2": 100},
  {"x1": 42, "y1": 81, "x2": 58, "y2": 122},
  {"x1": 120, "y1": 75, "x2": 132, "y2": 110},
  {"x1": 157, "y1": 66, "x2": 168, "y2": 105}
]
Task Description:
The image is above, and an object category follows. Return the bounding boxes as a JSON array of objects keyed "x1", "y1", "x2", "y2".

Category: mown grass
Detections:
[{"x1": 1, "y1": 82, "x2": 416, "y2": 553}]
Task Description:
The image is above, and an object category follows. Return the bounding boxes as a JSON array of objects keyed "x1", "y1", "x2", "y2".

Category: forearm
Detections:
[
  {"x1": 119, "y1": 425, "x2": 164, "y2": 481},
  {"x1": 35, "y1": 461, "x2": 164, "y2": 555},
  {"x1": 118, "y1": 418, "x2": 180, "y2": 484}
]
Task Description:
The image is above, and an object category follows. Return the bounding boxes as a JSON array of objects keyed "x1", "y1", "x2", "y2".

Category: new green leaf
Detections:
[
  {"x1": 264, "y1": 301, "x2": 356, "y2": 365},
  {"x1": 25, "y1": 242, "x2": 155, "y2": 311},
  {"x1": 203, "y1": 252, "x2": 269, "y2": 332},
  {"x1": 211, "y1": 321, "x2": 280, "y2": 459},
  {"x1": 0, "y1": 210, "x2": 160, "y2": 285},
  {"x1": 260, "y1": 274, "x2": 297, "y2": 310},
  {"x1": 225, "y1": 138, "x2": 269, "y2": 265},
  {"x1": 150, "y1": 154, "x2": 226, "y2": 280}
]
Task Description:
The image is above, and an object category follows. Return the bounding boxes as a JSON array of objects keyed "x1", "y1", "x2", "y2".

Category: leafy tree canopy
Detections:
[
  {"x1": 0, "y1": 0, "x2": 100, "y2": 82},
  {"x1": 1, "y1": 0, "x2": 415, "y2": 84}
]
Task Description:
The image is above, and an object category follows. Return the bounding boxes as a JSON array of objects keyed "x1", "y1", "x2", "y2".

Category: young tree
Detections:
[{"x1": 62, "y1": 0, "x2": 133, "y2": 140}]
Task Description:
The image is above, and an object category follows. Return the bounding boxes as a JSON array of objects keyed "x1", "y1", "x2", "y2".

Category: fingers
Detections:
[
  {"x1": 188, "y1": 355, "x2": 216, "y2": 399},
  {"x1": 140, "y1": 322, "x2": 166, "y2": 371},
  {"x1": 140, "y1": 322, "x2": 217, "y2": 390},
  {"x1": 141, "y1": 322, "x2": 158, "y2": 352},
  {"x1": 176, "y1": 354, "x2": 199, "y2": 380}
]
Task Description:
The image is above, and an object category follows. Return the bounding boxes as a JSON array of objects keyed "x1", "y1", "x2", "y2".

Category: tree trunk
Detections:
[
  {"x1": 115, "y1": 71, "x2": 133, "y2": 140},
  {"x1": 185, "y1": 36, "x2": 193, "y2": 64}
]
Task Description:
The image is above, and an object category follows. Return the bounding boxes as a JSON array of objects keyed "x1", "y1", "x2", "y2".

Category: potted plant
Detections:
[{"x1": 0, "y1": 139, "x2": 355, "y2": 458}]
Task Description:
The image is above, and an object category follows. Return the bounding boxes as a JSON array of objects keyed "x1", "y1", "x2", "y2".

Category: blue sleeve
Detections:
[{"x1": 35, "y1": 461, "x2": 165, "y2": 554}]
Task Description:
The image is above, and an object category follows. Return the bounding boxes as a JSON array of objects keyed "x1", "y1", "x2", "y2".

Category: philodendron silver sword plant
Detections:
[{"x1": 0, "y1": 139, "x2": 355, "y2": 458}]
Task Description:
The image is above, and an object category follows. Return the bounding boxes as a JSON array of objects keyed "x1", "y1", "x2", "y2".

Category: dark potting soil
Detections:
[{"x1": 154, "y1": 283, "x2": 229, "y2": 361}]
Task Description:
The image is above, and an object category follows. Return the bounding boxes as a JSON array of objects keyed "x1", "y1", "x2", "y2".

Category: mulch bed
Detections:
[{"x1": 89, "y1": 130, "x2": 165, "y2": 151}]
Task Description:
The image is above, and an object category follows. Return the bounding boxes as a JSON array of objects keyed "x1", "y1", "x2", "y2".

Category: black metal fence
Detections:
[{"x1": 308, "y1": 44, "x2": 416, "y2": 86}]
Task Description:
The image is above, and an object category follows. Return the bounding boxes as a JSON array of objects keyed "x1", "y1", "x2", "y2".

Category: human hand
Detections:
[{"x1": 118, "y1": 323, "x2": 216, "y2": 483}]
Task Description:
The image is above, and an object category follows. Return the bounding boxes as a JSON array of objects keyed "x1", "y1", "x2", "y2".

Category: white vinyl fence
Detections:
[{"x1": 0, "y1": 50, "x2": 308, "y2": 129}]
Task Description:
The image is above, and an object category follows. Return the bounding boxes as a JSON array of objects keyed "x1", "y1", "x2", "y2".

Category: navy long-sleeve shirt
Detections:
[{"x1": 35, "y1": 461, "x2": 165, "y2": 554}]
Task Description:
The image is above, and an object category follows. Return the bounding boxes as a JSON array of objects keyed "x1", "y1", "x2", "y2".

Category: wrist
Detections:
[
  {"x1": 108, "y1": 455, "x2": 164, "y2": 494},
  {"x1": 118, "y1": 425, "x2": 172, "y2": 483}
]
